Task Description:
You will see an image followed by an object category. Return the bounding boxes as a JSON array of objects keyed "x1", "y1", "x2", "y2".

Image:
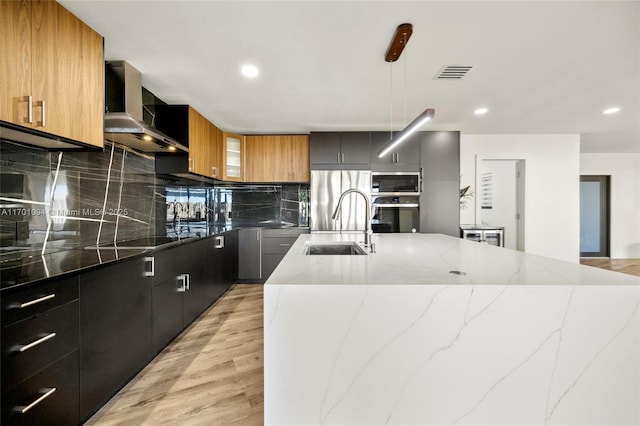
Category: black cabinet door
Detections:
[
  {"x1": 181, "y1": 240, "x2": 205, "y2": 326},
  {"x1": 203, "y1": 233, "x2": 236, "y2": 306},
  {"x1": 2, "y1": 351, "x2": 79, "y2": 426},
  {"x1": 152, "y1": 275, "x2": 183, "y2": 354},
  {"x1": 79, "y1": 256, "x2": 152, "y2": 420},
  {"x1": 339, "y1": 132, "x2": 371, "y2": 166},
  {"x1": 221, "y1": 230, "x2": 238, "y2": 286},
  {"x1": 310, "y1": 132, "x2": 341, "y2": 165}
]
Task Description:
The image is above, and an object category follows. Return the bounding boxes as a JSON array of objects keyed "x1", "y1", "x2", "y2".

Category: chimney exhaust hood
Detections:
[{"x1": 104, "y1": 61, "x2": 188, "y2": 154}]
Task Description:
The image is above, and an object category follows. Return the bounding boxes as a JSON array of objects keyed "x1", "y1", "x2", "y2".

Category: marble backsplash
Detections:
[
  {"x1": 0, "y1": 141, "x2": 160, "y2": 252},
  {"x1": 1, "y1": 141, "x2": 309, "y2": 254},
  {"x1": 165, "y1": 183, "x2": 310, "y2": 235}
]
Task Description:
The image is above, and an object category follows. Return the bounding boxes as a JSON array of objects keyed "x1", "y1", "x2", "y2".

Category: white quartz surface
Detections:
[
  {"x1": 266, "y1": 233, "x2": 640, "y2": 286},
  {"x1": 264, "y1": 234, "x2": 640, "y2": 425}
]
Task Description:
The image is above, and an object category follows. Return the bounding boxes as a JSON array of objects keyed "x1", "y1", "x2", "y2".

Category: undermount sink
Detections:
[{"x1": 304, "y1": 242, "x2": 367, "y2": 255}]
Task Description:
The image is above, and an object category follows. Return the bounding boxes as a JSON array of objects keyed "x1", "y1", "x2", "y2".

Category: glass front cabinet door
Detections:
[{"x1": 223, "y1": 132, "x2": 245, "y2": 182}]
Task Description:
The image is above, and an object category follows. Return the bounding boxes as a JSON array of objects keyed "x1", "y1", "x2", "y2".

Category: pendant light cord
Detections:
[
  {"x1": 389, "y1": 60, "x2": 393, "y2": 139},
  {"x1": 403, "y1": 31, "x2": 407, "y2": 126}
]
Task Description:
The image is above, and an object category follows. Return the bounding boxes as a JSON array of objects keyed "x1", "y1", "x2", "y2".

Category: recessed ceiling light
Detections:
[
  {"x1": 142, "y1": 135, "x2": 153, "y2": 141},
  {"x1": 241, "y1": 64, "x2": 260, "y2": 79},
  {"x1": 602, "y1": 107, "x2": 621, "y2": 115},
  {"x1": 474, "y1": 107, "x2": 489, "y2": 115},
  {"x1": 168, "y1": 146, "x2": 176, "y2": 152}
]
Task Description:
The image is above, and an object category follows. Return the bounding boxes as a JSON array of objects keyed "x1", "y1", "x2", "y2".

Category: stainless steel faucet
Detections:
[{"x1": 332, "y1": 188, "x2": 373, "y2": 247}]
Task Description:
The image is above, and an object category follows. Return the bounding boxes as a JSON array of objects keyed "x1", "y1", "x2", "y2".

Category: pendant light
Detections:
[{"x1": 378, "y1": 23, "x2": 435, "y2": 158}]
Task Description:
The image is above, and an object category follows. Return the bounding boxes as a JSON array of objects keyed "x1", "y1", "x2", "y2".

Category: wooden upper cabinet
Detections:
[
  {"x1": 0, "y1": 0, "x2": 32, "y2": 126},
  {"x1": 245, "y1": 135, "x2": 310, "y2": 183},
  {"x1": 0, "y1": 0, "x2": 104, "y2": 148},
  {"x1": 222, "y1": 132, "x2": 245, "y2": 182},
  {"x1": 210, "y1": 121, "x2": 223, "y2": 179},
  {"x1": 188, "y1": 107, "x2": 211, "y2": 176}
]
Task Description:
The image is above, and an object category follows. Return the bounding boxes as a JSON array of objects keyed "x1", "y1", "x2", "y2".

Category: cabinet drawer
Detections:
[
  {"x1": 262, "y1": 237, "x2": 298, "y2": 255},
  {"x1": 2, "y1": 300, "x2": 79, "y2": 391},
  {"x1": 262, "y1": 228, "x2": 308, "y2": 238},
  {"x1": 2, "y1": 275, "x2": 78, "y2": 325},
  {"x1": 2, "y1": 350, "x2": 79, "y2": 426}
]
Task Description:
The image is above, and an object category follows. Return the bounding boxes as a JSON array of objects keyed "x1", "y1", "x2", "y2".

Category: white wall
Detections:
[
  {"x1": 460, "y1": 134, "x2": 581, "y2": 263},
  {"x1": 580, "y1": 153, "x2": 640, "y2": 258}
]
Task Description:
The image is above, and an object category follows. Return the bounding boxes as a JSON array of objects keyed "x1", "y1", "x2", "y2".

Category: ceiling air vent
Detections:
[{"x1": 435, "y1": 65, "x2": 473, "y2": 80}]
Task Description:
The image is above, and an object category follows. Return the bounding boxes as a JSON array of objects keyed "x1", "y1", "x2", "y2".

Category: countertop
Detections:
[
  {"x1": 264, "y1": 233, "x2": 640, "y2": 425},
  {"x1": 266, "y1": 233, "x2": 640, "y2": 286},
  {"x1": 1, "y1": 236, "x2": 194, "y2": 291},
  {"x1": 1, "y1": 225, "x2": 309, "y2": 291}
]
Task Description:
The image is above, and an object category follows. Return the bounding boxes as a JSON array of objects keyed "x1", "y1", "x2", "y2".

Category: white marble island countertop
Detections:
[
  {"x1": 264, "y1": 234, "x2": 640, "y2": 425},
  {"x1": 267, "y1": 233, "x2": 640, "y2": 286}
]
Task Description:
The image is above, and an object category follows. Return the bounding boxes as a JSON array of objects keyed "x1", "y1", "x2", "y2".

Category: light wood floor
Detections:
[
  {"x1": 87, "y1": 260, "x2": 639, "y2": 425},
  {"x1": 580, "y1": 258, "x2": 640, "y2": 277},
  {"x1": 87, "y1": 284, "x2": 264, "y2": 426}
]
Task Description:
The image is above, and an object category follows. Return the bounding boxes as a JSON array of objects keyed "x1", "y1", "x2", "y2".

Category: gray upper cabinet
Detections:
[
  {"x1": 310, "y1": 132, "x2": 370, "y2": 170},
  {"x1": 420, "y1": 131, "x2": 460, "y2": 180},
  {"x1": 370, "y1": 131, "x2": 420, "y2": 171}
]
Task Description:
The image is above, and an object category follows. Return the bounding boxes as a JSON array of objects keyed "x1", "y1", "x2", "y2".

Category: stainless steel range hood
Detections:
[{"x1": 104, "y1": 61, "x2": 188, "y2": 153}]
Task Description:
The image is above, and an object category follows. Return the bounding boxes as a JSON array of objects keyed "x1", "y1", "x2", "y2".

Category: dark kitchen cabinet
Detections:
[
  {"x1": 370, "y1": 131, "x2": 420, "y2": 172},
  {"x1": 238, "y1": 228, "x2": 262, "y2": 281},
  {"x1": 310, "y1": 132, "x2": 370, "y2": 170},
  {"x1": 2, "y1": 351, "x2": 79, "y2": 426},
  {"x1": 419, "y1": 131, "x2": 460, "y2": 236},
  {"x1": 79, "y1": 256, "x2": 153, "y2": 420},
  {"x1": 204, "y1": 231, "x2": 238, "y2": 304},
  {"x1": 1, "y1": 275, "x2": 80, "y2": 426},
  {"x1": 151, "y1": 240, "x2": 206, "y2": 354}
]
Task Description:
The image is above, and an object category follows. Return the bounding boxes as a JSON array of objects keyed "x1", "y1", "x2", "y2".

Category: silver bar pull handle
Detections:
[
  {"x1": 15, "y1": 388, "x2": 57, "y2": 414},
  {"x1": 212, "y1": 166, "x2": 218, "y2": 178},
  {"x1": 337, "y1": 153, "x2": 340, "y2": 163},
  {"x1": 177, "y1": 274, "x2": 187, "y2": 292},
  {"x1": 256, "y1": 230, "x2": 260, "y2": 241},
  {"x1": 17, "y1": 333, "x2": 56, "y2": 353},
  {"x1": 14, "y1": 294, "x2": 55, "y2": 309},
  {"x1": 144, "y1": 257, "x2": 155, "y2": 277},
  {"x1": 186, "y1": 273, "x2": 190, "y2": 290},
  {"x1": 26, "y1": 95, "x2": 33, "y2": 124},
  {"x1": 188, "y1": 157, "x2": 193, "y2": 171},
  {"x1": 214, "y1": 235, "x2": 224, "y2": 249},
  {"x1": 341, "y1": 153, "x2": 345, "y2": 163},
  {"x1": 279, "y1": 243, "x2": 291, "y2": 247}
]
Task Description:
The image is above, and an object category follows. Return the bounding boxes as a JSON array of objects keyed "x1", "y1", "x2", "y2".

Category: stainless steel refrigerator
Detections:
[{"x1": 310, "y1": 170, "x2": 371, "y2": 231}]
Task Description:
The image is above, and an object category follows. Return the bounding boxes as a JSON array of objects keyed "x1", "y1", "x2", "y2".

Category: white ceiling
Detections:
[{"x1": 60, "y1": 0, "x2": 640, "y2": 153}]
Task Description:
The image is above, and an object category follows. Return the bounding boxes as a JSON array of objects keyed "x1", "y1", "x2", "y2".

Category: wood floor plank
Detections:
[{"x1": 580, "y1": 258, "x2": 640, "y2": 276}]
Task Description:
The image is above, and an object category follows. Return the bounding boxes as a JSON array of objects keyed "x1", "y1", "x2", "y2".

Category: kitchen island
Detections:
[{"x1": 264, "y1": 233, "x2": 640, "y2": 425}]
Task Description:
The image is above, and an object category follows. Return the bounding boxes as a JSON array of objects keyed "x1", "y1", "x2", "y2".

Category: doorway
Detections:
[
  {"x1": 580, "y1": 175, "x2": 610, "y2": 257},
  {"x1": 477, "y1": 159, "x2": 525, "y2": 251}
]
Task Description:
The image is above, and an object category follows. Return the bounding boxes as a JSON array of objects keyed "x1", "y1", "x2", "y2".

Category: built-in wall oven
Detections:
[{"x1": 371, "y1": 172, "x2": 420, "y2": 233}]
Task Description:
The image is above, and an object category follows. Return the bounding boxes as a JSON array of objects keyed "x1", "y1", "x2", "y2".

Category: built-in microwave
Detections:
[{"x1": 371, "y1": 172, "x2": 420, "y2": 195}]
